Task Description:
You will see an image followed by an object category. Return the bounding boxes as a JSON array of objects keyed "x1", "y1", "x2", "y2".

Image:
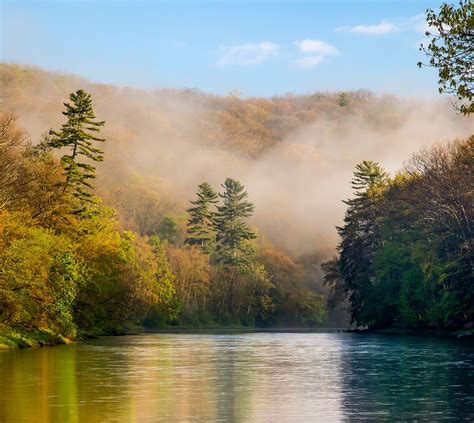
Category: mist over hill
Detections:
[{"x1": 1, "y1": 63, "x2": 472, "y2": 255}]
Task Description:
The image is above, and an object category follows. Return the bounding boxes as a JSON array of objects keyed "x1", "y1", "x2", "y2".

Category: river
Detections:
[{"x1": 0, "y1": 332, "x2": 473, "y2": 421}]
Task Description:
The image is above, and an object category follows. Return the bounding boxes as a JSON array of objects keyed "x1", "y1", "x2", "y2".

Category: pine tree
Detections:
[
  {"x1": 338, "y1": 92, "x2": 349, "y2": 107},
  {"x1": 47, "y1": 89, "x2": 105, "y2": 214},
  {"x1": 351, "y1": 160, "x2": 388, "y2": 194},
  {"x1": 214, "y1": 178, "x2": 256, "y2": 267},
  {"x1": 186, "y1": 182, "x2": 218, "y2": 253},
  {"x1": 335, "y1": 161, "x2": 388, "y2": 325},
  {"x1": 213, "y1": 178, "x2": 256, "y2": 314}
]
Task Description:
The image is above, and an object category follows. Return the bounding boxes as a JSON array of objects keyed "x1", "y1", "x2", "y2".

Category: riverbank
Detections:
[
  {"x1": 0, "y1": 328, "x2": 73, "y2": 350},
  {"x1": 3, "y1": 325, "x2": 472, "y2": 350},
  {"x1": 0, "y1": 325, "x2": 345, "y2": 350}
]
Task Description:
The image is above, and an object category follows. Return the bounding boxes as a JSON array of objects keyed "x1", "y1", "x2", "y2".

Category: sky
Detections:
[{"x1": 1, "y1": 0, "x2": 441, "y2": 97}]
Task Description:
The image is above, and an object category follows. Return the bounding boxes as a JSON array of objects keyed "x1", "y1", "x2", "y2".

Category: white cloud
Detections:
[
  {"x1": 336, "y1": 20, "x2": 397, "y2": 35},
  {"x1": 295, "y1": 39, "x2": 340, "y2": 56},
  {"x1": 217, "y1": 42, "x2": 279, "y2": 66},
  {"x1": 336, "y1": 15, "x2": 434, "y2": 36},
  {"x1": 295, "y1": 55, "x2": 325, "y2": 69},
  {"x1": 293, "y1": 39, "x2": 339, "y2": 69}
]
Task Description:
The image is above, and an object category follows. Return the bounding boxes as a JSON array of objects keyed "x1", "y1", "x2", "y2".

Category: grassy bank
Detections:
[
  {"x1": 0, "y1": 328, "x2": 72, "y2": 350},
  {"x1": 1, "y1": 325, "x2": 345, "y2": 349}
]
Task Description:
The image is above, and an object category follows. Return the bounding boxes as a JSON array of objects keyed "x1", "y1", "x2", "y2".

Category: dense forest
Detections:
[
  {"x1": 0, "y1": 84, "x2": 340, "y2": 347},
  {"x1": 323, "y1": 138, "x2": 473, "y2": 332},
  {"x1": 0, "y1": 25, "x2": 472, "y2": 346},
  {"x1": 323, "y1": 0, "x2": 473, "y2": 334},
  {"x1": 2, "y1": 63, "x2": 471, "y2": 254}
]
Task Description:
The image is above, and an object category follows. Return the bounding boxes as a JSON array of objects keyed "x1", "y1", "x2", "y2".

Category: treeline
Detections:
[
  {"x1": 3, "y1": 64, "x2": 471, "y2": 255},
  {"x1": 0, "y1": 90, "x2": 332, "y2": 345},
  {"x1": 323, "y1": 137, "x2": 473, "y2": 332},
  {"x1": 0, "y1": 63, "x2": 425, "y2": 158}
]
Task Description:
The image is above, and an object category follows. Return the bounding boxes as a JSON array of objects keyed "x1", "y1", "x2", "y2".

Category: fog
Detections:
[{"x1": 2, "y1": 65, "x2": 472, "y2": 255}]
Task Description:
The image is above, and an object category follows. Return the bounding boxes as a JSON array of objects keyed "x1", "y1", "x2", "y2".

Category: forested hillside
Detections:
[
  {"x1": 0, "y1": 64, "x2": 472, "y2": 347},
  {"x1": 324, "y1": 138, "x2": 473, "y2": 332},
  {"x1": 2, "y1": 64, "x2": 472, "y2": 253}
]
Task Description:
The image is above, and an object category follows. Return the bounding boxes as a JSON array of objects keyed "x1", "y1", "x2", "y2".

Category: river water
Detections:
[{"x1": 0, "y1": 332, "x2": 473, "y2": 422}]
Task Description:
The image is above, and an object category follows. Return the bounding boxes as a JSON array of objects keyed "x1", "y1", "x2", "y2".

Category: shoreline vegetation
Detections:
[
  {"x1": 322, "y1": 138, "x2": 473, "y2": 333},
  {"x1": 1, "y1": 326, "x2": 342, "y2": 350},
  {"x1": 1, "y1": 66, "x2": 349, "y2": 352},
  {"x1": 0, "y1": 60, "x2": 472, "y2": 350}
]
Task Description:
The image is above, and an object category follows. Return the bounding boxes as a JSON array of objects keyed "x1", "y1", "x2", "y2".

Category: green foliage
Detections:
[
  {"x1": 418, "y1": 0, "x2": 474, "y2": 115},
  {"x1": 0, "y1": 87, "x2": 336, "y2": 348},
  {"x1": 47, "y1": 89, "x2": 106, "y2": 213},
  {"x1": 186, "y1": 182, "x2": 218, "y2": 253},
  {"x1": 0, "y1": 328, "x2": 69, "y2": 350},
  {"x1": 324, "y1": 136, "x2": 474, "y2": 331},
  {"x1": 297, "y1": 292, "x2": 328, "y2": 326},
  {"x1": 334, "y1": 161, "x2": 388, "y2": 324},
  {"x1": 183, "y1": 180, "x2": 330, "y2": 327},
  {"x1": 338, "y1": 92, "x2": 349, "y2": 107},
  {"x1": 149, "y1": 235, "x2": 177, "y2": 307},
  {"x1": 351, "y1": 160, "x2": 389, "y2": 194},
  {"x1": 0, "y1": 98, "x2": 184, "y2": 342},
  {"x1": 0, "y1": 212, "x2": 78, "y2": 335},
  {"x1": 156, "y1": 216, "x2": 178, "y2": 244},
  {"x1": 214, "y1": 178, "x2": 256, "y2": 268}
]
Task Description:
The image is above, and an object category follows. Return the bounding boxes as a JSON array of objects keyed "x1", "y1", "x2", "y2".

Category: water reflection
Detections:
[
  {"x1": 338, "y1": 335, "x2": 474, "y2": 420},
  {"x1": 0, "y1": 333, "x2": 473, "y2": 421}
]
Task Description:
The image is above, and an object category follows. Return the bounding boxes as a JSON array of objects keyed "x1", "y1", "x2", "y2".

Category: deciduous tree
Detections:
[{"x1": 418, "y1": 0, "x2": 474, "y2": 115}]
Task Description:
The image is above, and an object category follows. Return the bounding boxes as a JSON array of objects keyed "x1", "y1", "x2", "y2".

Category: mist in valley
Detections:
[{"x1": 2, "y1": 64, "x2": 472, "y2": 255}]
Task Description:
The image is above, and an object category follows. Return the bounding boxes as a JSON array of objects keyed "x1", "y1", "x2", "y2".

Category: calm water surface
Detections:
[{"x1": 0, "y1": 333, "x2": 473, "y2": 422}]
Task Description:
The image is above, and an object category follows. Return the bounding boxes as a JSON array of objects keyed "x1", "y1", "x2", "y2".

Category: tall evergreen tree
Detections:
[
  {"x1": 214, "y1": 178, "x2": 256, "y2": 267},
  {"x1": 213, "y1": 178, "x2": 256, "y2": 314},
  {"x1": 334, "y1": 161, "x2": 388, "y2": 325},
  {"x1": 47, "y1": 89, "x2": 105, "y2": 213},
  {"x1": 186, "y1": 182, "x2": 218, "y2": 253}
]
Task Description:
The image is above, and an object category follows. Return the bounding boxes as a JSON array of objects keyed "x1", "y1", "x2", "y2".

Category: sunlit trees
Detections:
[
  {"x1": 183, "y1": 179, "x2": 330, "y2": 325},
  {"x1": 47, "y1": 89, "x2": 106, "y2": 214},
  {"x1": 0, "y1": 212, "x2": 79, "y2": 336},
  {"x1": 14, "y1": 145, "x2": 73, "y2": 228},
  {"x1": 260, "y1": 245, "x2": 328, "y2": 326},
  {"x1": 418, "y1": 0, "x2": 474, "y2": 115},
  {"x1": 167, "y1": 246, "x2": 211, "y2": 323},
  {"x1": 184, "y1": 178, "x2": 281, "y2": 322},
  {"x1": 0, "y1": 90, "x2": 186, "y2": 342}
]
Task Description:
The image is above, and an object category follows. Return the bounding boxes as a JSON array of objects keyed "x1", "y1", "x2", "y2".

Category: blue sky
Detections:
[{"x1": 2, "y1": 0, "x2": 440, "y2": 97}]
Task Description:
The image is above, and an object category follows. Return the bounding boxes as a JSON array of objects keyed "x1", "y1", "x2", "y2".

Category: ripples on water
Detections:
[{"x1": 0, "y1": 333, "x2": 473, "y2": 422}]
